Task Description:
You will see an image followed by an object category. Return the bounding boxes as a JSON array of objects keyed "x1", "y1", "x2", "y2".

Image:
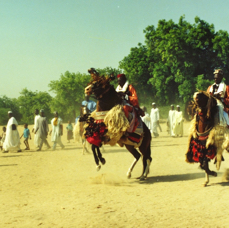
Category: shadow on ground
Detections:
[{"x1": 137, "y1": 172, "x2": 204, "y2": 184}]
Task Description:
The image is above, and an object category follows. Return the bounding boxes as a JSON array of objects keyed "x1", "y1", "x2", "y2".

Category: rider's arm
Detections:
[
  {"x1": 128, "y1": 85, "x2": 139, "y2": 107},
  {"x1": 224, "y1": 85, "x2": 229, "y2": 107}
]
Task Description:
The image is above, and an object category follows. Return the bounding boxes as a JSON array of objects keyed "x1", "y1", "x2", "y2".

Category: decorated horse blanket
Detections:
[
  {"x1": 186, "y1": 115, "x2": 229, "y2": 164},
  {"x1": 83, "y1": 105, "x2": 144, "y2": 148}
]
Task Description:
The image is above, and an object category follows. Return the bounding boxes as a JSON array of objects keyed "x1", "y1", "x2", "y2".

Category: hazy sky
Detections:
[{"x1": 1, "y1": 0, "x2": 229, "y2": 98}]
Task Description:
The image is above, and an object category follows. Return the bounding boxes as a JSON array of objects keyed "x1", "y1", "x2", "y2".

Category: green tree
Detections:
[
  {"x1": 18, "y1": 88, "x2": 53, "y2": 124},
  {"x1": 0, "y1": 96, "x2": 21, "y2": 125},
  {"x1": 120, "y1": 16, "x2": 229, "y2": 105},
  {"x1": 49, "y1": 71, "x2": 91, "y2": 121},
  {"x1": 119, "y1": 43, "x2": 155, "y2": 104}
]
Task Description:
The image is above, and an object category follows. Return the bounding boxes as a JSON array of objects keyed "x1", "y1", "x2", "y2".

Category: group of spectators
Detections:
[
  {"x1": 0, "y1": 109, "x2": 74, "y2": 153},
  {"x1": 141, "y1": 103, "x2": 184, "y2": 138}
]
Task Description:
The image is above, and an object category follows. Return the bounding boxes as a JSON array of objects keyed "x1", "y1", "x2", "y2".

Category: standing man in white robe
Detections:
[
  {"x1": 141, "y1": 106, "x2": 151, "y2": 130},
  {"x1": 50, "y1": 111, "x2": 65, "y2": 151},
  {"x1": 150, "y1": 103, "x2": 160, "y2": 137},
  {"x1": 32, "y1": 109, "x2": 40, "y2": 148},
  {"x1": 173, "y1": 105, "x2": 184, "y2": 137},
  {"x1": 3, "y1": 111, "x2": 21, "y2": 152},
  {"x1": 167, "y1": 105, "x2": 176, "y2": 136}
]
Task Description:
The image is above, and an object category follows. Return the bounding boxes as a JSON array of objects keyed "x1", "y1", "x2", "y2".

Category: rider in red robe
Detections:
[
  {"x1": 116, "y1": 74, "x2": 144, "y2": 115},
  {"x1": 116, "y1": 74, "x2": 144, "y2": 134}
]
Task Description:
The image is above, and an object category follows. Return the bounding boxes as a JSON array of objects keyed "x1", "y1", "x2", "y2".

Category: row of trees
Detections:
[
  {"x1": 1, "y1": 16, "x2": 229, "y2": 124},
  {"x1": 119, "y1": 16, "x2": 229, "y2": 104},
  {"x1": 0, "y1": 68, "x2": 121, "y2": 125}
]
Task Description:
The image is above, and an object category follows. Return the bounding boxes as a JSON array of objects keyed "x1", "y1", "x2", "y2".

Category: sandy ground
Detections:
[{"x1": 1, "y1": 122, "x2": 229, "y2": 228}]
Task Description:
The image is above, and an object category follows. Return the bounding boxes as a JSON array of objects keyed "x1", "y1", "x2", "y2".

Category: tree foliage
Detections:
[
  {"x1": 17, "y1": 88, "x2": 53, "y2": 124},
  {"x1": 48, "y1": 71, "x2": 91, "y2": 121},
  {"x1": 0, "y1": 96, "x2": 21, "y2": 125},
  {"x1": 119, "y1": 16, "x2": 229, "y2": 105}
]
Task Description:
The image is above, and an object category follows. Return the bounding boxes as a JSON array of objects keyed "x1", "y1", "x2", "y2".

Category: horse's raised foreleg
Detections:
[
  {"x1": 125, "y1": 145, "x2": 141, "y2": 179},
  {"x1": 203, "y1": 172, "x2": 209, "y2": 187},
  {"x1": 96, "y1": 146, "x2": 106, "y2": 165},
  {"x1": 91, "y1": 144, "x2": 101, "y2": 171},
  {"x1": 82, "y1": 138, "x2": 90, "y2": 155}
]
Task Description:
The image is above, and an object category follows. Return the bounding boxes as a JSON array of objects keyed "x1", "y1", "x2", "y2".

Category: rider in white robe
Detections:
[
  {"x1": 150, "y1": 103, "x2": 159, "y2": 137},
  {"x1": 173, "y1": 105, "x2": 184, "y2": 137},
  {"x1": 3, "y1": 111, "x2": 21, "y2": 152},
  {"x1": 167, "y1": 105, "x2": 176, "y2": 136}
]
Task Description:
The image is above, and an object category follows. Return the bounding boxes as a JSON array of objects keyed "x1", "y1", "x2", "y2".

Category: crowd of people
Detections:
[
  {"x1": 140, "y1": 103, "x2": 184, "y2": 138},
  {"x1": 1, "y1": 68, "x2": 226, "y2": 153},
  {"x1": 0, "y1": 109, "x2": 74, "y2": 153}
]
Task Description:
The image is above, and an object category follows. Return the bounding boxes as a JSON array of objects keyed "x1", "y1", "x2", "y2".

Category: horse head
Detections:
[
  {"x1": 193, "y1": 91, "x2": 217, "y2": 119},
  {"x1": 85, "y1": 68, "x2": 115, "y2": 99}
]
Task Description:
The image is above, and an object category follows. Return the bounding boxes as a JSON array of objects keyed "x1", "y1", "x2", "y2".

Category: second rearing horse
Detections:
[{"x1": 186, "y1": 91, "x2": 229, "y2": 186}]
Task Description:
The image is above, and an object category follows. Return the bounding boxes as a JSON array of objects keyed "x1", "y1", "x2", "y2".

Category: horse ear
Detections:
[{"x1": 206, "y1": 96, "x2": 217, "y2": 118}]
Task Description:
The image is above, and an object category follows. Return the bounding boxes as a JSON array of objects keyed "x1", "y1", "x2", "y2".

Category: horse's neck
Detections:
[{"x1": 96, "y1": 88, "x2": 121, "y2": 111}]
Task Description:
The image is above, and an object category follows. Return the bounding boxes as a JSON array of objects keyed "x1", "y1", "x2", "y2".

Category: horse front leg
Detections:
[
  {"x1": 91, "y1": 144, "x2": 101, "y2": 171},
  {"x1": 82, "y1": 139, "x2": 86, "y2": 155},
  {"x1": 203, "y1": 172, "x2": 209, "y2": 187},
  {"x1": 96, "y1": 146, "x2": 106, "y2": 165}
]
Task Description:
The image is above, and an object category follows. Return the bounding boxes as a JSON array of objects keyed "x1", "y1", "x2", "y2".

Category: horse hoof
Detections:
[
  {"x1": 101, "y1": 158, "x2": 106, "y2": 165},
  {"x1": 138, "y1": 176, "x2": 146, "y2": 181},
  {"x1": 127, "y1": 172, "x2": 131, "y2": 179},
  {"x1": 202, "y1": 183, "x2": 208, "y2": 187},
  {"x1": 212, "y1": 171, "x2": 217, "y2": 177},
  {"x1": 96, "y1": 165, "x2": 101, "y2": 171},
  {"x1": 139, "y1": 177, "x2": 146, "y2": 181}
]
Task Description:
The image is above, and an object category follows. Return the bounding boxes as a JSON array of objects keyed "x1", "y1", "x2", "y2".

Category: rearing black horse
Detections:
[{"x1": 84, "y1": 68, "x2": 152, "y2": 180}]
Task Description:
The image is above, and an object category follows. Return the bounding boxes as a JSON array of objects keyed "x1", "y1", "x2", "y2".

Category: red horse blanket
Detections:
[{"x1": 187, "y1": 136, "x2": 216, "y2": 163}]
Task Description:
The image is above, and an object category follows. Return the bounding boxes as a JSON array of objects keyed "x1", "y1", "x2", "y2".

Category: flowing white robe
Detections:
[
  {"x1": 3, "y1": 117, "x2": 21, "y2": 151},
  {"x1": 173, "y1": 111, "x2": 184, "y2": 136},
  {"x1": 51, "y1": 117, "x2": 63, "y2": 142},
  {"x1": 167, "y1": 110, "x2": 175, "y2": 136},
  {"x1": 33, "y1": 114, "x2": 41, "y2": 147},
  {"x1": 141, "y1": 112, "x2": 151, "y2": 130},
  {"x1": 150, "y1": 108, "x2": 159, "y2": 134}
]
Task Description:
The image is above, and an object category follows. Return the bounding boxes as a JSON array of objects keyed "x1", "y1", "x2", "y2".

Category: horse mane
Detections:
[{"x1": 89, "y1": 72, "x2": 110, "y2": 88}]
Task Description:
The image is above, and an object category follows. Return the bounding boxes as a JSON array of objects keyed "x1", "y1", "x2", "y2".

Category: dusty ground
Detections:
[{"x1": 0, "y1": 122, "x2": 229, "y2": 228}]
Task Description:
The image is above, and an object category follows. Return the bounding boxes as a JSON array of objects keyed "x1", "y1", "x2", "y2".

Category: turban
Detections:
[
  {"x1": 117, "y1": 74, "x2": 125, "y2": 78},
  {"x1": 8, "y1": 111, "x2": 12, "y2": 114},
  {"x1": 214, "y1": 69, "x2": 223, "y2": 75},
  {"x1": 152, "y1": 102, "x2": 156, "y2": 105},
  {"x1": 177, "y1": 105, "x2": 180, "y2": 107}
]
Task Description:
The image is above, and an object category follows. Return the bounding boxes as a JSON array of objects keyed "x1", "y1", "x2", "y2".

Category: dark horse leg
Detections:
[
  {"x1": 200, "y1": 157, "x2": 217, "y2": 187},
  {"x1": 91, "y1": 144, "x2": 106, "y2": 171},
  {"x1": 125, "y1": 122, "x2": 152, "y2": 180},
  {"x1": 138, "y1": 123, "x2": 152, "y2": 180},
  {"x1": 125, "y1": 144, "x2": 141, "y2": 178},
  {"x1": 200, "y1": 157, "x2": 217, "y2": 176}
]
